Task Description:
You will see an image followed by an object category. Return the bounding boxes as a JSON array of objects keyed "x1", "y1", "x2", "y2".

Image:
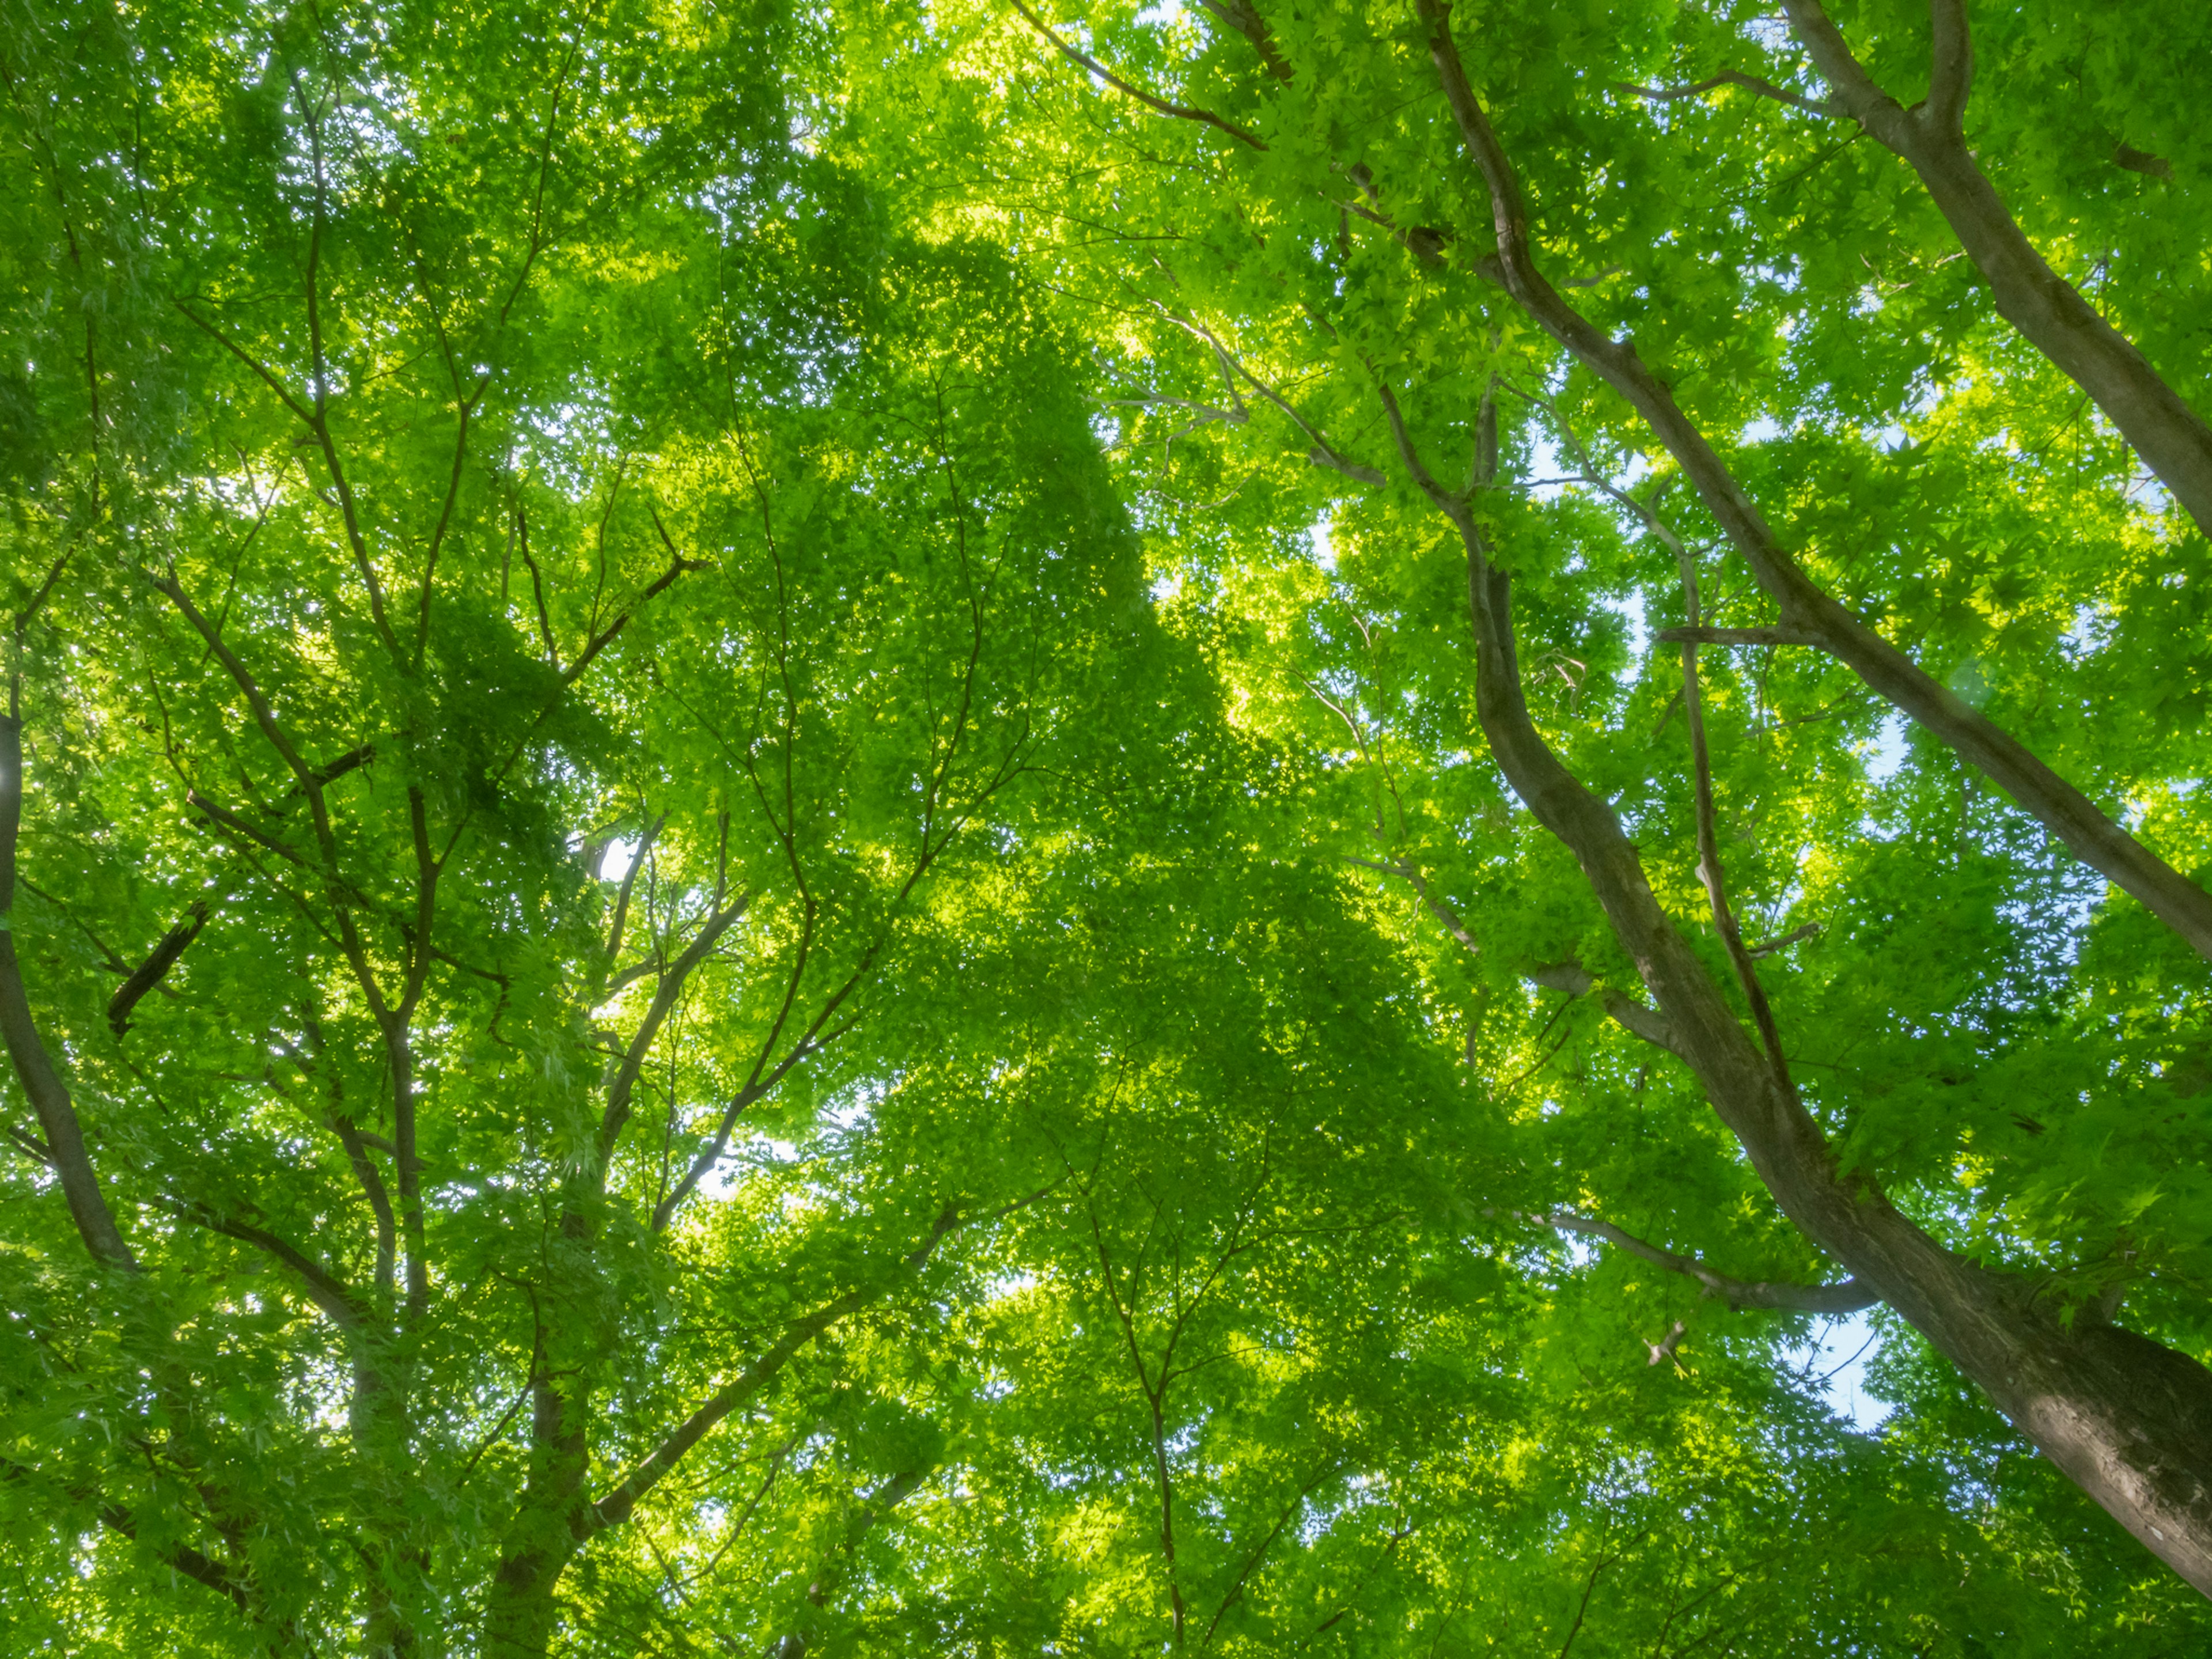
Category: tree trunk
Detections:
[
  {"x1": 1450, "y1": 509, "x2": 2212, "y2": 1593},
  {"x1": 0, "y1": 711, "x2": 138, "y2": 1268},
  {"x1": 483, "y1": 1378, "x2": 592, "y2": 1658}
]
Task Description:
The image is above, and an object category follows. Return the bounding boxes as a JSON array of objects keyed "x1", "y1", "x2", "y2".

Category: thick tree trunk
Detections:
[
  {"x1": 1780, "y1": 0, "x2": 2212, "y2": 544},
  {"x1": 483, "y1": 1378, "x2": 592, "y2": 1659},
  {"x1": 1449, "y1": 508, "x2": 2212, "y2": 1592}
]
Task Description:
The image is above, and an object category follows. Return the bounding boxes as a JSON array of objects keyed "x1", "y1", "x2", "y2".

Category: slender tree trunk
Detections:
[{"x1": 0, "y1": 710, "x2": 137, "y2": 1267}]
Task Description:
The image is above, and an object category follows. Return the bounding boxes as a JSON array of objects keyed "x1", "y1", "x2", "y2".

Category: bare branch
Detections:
[
  {"x1": 1747, "y1": 921, "x2": 1821, "y2": 959},
  {"x1": 2112, "y1": 143, "x2": 2172, "y2": 180},
  {"x1": 562, "y1": 535, "x2": 711, "y2": 689},
  {"x1": 1008, "y1": 0, "x2": 1267, "y2": 151},
  {"x1": 1158, "y1": 310, "x2": 1384, "y2": 485},
  {"x1": 1528, "y1": 961, "x2": 1683, "y2": 1058},
  {"x1": 1656, "y1": 626, "x2": 1824, "y2": 648},
  {"x1": 92, "y1": 1497, "x2": 252, "y2": 1616},
  {"x1": 107, "y1": 903, "x2": 208, "y2": 1036},
  {"x1": 1618, "y1": 69, "x2": 1836, "y2": 120},
  {"x1": 587, "y1": 1201, "x2": 988, "y2": 1534},
  {"x1": 1531, "y1": 1210, "x2": 1878, "y2": 1314},
  {"x1": 152, "y1": 1195, "x2": 371, "y2": 1331},
  {"x1": 595, "y1": 889, "x2": 755, "y2": 1162},
  {"x1": 603, "y1": 813, "x2": 666, "y2": 972},
  {"x1": 1343, "y1": 855, "x2": 1480, "y2": 956},
  {"x1": 1668, "y1": 544, "x2": 1795, "y2": 1089}
]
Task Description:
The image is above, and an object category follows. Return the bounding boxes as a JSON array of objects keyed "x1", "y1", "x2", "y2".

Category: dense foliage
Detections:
[{"x1": 6, "y1": 0, "x2": 2212, "y2": 1652}]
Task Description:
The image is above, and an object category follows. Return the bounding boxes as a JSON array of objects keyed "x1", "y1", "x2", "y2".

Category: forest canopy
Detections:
[{"x1": 6, "y1": 0, "x2": 2212, "y2": 1652}]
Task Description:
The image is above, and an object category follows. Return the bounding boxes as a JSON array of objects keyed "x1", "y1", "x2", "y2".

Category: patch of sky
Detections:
[
  {"x1": 1596, "y1": 588, "x2": 1650, "y2": 688},
  {"x1": 1523, "y1": 428, "x2": 1571, "y2": 502},
  {"x1": 1135, "y1": 0, "x2": 1184, "y2": 24},
  {"x1": 1309, "y1": 510, "x2": 1336, "y2": 573},
  {"x1": 1740, "y1": 416, "x2": 1784, "y2": 446},
  {"x1": 1739, "y1": 13, "x2": 1793, "y2": 52},
  {"x1": 1862, "y1": 711, "x2": 1910, "y2": 786},
  {"x1": 1787, "y1": 1309, "x2": 1892, "y2": 1433},
  {"x1": 821, "y1": 1097, "x2": 874, "y2": 1134},
  {"x1": 2052, "y1": 606, "x2": 2105, "y2": 659},
  {"x1": 2131, "y1": 474, "x2": 2176, "y2": 516},
  {"x1": 1868, "y1": 422, "x2": 1911, "y2": 453},
  {"x1": 599, "y1": 837, "x2": 639, "y2": 881}
]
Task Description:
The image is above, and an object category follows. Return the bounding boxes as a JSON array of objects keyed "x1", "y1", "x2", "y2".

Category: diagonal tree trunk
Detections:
[
  {"x1": 0, "y1": 708, "x2": 138, "y2": 1270},
  {"x1": 1412, "y1": 0, "x2": 2212, "y2": 967},
  {"x1": 1778, "y1": 0, "x2": 2212, "y2": 543},
  {"x1": 1374, "y1": 374, "x2": 2212, "y2": 1596}
]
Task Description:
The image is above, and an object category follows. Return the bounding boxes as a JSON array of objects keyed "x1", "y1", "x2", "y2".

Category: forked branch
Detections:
[{"x1": 1773, "y1": 0, "x2": 2212, "y2": 538}]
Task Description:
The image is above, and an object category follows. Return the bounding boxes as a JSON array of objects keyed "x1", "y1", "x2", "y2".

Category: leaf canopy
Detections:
[{"x1": 6, "y1": 0, "x2": 2212, "y2": 1653}]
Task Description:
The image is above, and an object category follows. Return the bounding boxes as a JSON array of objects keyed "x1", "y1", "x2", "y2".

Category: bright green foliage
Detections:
[{"x1": 5, "y1": 0, "x2": 2212, "y2": 1653}]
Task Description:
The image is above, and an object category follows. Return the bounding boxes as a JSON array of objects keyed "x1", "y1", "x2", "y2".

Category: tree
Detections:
[
  {"x1": 944, "y1": 0, "x2": 2212, "y2": 1602},
  {"x1": 0, "y1": 1, "x2": 1149, "y2": 1648},
  {"x1": 7, "y1": 0, "x2": 2212, "y2": 1651}
]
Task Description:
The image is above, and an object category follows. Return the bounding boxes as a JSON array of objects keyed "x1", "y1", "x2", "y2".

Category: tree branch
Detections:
[
  {"x1": 1775, "y1": 0, "x2": 2212, "y2": 539},
  {"x1": 1343, "y1": 855, "x2": 1480, "y2": 956},
  {"x1": 94, "y1": 1497, "x2": 252, "y2": 1616},
  {"x1": 0, "y1": 713, "x2": 137, "y2": 1268},
  {"x1": 1923, "y1": 0, "x2": 1973, "y2": 135},
  {"x1": 1528, "y1": 961, "x2": 1683, "y2": 1058},
  {"x1": 1669, "y1": 536, "x2": 1794, "y2": 1089},
  {"x1": 107, "y1": 904, "x2": 208, "y2": 1037},
  {"x1": 601, "y1": 813, "x2": 666, "y2": 973},
  {"x1": 1532, "y1": 1211, "x2": 1878, "y2": 1313},
  {"x1": 151, "y1": 1195, "x2": 371, "y2": 1331},
  {"x1": 1192, "y1": 0, "x2": 1293, "y2": 83},
  {"x1": 587, "y1": 1203, "x2": 975, "y2": 1534},
  {"x1": 595, "y1": 889, "x2": 755, "y2": 1163},
  {"x1": 1656, "y1": 626, "x2": 1824, "y2": 648},
  {"x1": 1618, "y1": 68, "x2": 1835, "y2": 120},
  {"x1": 1008, "y1": 0, "x2": 1267, "y2": 151}
]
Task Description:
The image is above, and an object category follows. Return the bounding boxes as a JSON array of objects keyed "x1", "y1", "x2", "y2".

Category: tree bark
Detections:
[{"x1": 1779, "y1": 0, "x2": 2212, "y2": 543}]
